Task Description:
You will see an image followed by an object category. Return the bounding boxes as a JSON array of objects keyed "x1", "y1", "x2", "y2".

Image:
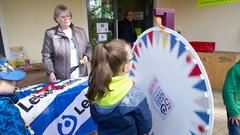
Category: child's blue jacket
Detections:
[{"x1": 0, "y1": 93, "x2": 30, "y2": 135}]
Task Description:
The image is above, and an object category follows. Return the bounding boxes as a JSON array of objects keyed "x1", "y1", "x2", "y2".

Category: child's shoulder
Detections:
[
  {"x1": 231, "y1": 61, "x2": 240, "y2": 71},
  {"x1": 0, "y1": 96, "x2": 17, "y2": 111},
  {"x1": 121, "y1": 84, "x2": 146, "y2": 106},
  {"x1": 0, "y1": 101, "x2": 30, "y2": 134}
]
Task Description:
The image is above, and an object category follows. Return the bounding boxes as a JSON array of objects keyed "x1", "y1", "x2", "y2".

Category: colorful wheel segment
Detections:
[{"x1": 130, "y1": 27, "x2": 214, "y2": 135}]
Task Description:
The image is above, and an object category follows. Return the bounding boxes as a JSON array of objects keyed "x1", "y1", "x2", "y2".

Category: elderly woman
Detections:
[{"x1": 42, "y1": 4, "x2": 91, "y2": 82}]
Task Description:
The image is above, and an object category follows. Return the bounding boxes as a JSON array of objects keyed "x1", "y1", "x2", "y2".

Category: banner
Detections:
[
  {"x1": 16, "y1": 77, "x2": 97, "y2": 135},
  {"x1": 197, "y1": 0, "x2": 240, "y2": 6}
]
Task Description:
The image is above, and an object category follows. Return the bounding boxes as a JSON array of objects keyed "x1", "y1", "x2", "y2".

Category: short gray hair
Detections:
[{"x1": 53, "y1": 4, "x2": 72, "y2": 22}]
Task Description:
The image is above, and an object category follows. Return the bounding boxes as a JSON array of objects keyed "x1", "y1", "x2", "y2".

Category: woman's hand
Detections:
[
  {"x1": 80, "y1": 56, "x2": 89, "y2": 64},
  {"x1": 49, "y1": 72, "x2": 57, "y2": 82},
  {"x1": 229, "y1": 116, "x2": 240, "y2": 126}
]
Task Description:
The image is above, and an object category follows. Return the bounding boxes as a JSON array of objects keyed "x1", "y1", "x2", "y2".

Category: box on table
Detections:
[
  {"x1": 10, "y1": 46, "x2": 27, "y2": 68},
  {"x1": 198, "y1": 51, "x2": 240, "y2": 90},
  {"x1": 189, "y1": 41, "x2": 215, "y2": 52}
]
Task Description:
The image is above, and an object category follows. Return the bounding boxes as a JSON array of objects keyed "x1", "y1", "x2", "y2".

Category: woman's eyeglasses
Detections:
[{"x1": 59, "y1": 15, "x2": 71, "y2": 20}]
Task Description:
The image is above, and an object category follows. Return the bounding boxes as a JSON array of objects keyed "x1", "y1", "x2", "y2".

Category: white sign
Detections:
[
  {"x1": 96, "y1": 23, "x2": 109, "y2": 33},
  {"x1": 98, "y1": 34, "x2": 107, "y2": 41},
  {"x1": 134, "y1": 11, "x2": 144, "y2": 20}
]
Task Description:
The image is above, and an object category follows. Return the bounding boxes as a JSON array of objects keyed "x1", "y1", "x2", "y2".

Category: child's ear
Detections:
[{"x1": 123, "y1": 63, "x2": 128, "y2": 72}]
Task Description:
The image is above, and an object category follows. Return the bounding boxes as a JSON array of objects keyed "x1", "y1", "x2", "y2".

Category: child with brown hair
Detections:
[
  {"x1": 0, "y1": 56, "x2": 31, "y2": 134},
  {"x1": 86, "y1": 39, "x2": 152, "y2": 135}
]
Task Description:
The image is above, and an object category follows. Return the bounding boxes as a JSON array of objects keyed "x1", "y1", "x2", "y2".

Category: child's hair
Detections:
[{"x1": 86, "y1": 39, "x2": 131, "y2": 103}]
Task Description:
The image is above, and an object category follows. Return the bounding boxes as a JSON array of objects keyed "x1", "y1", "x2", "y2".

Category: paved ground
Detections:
[{"x1": 212, "y1": 90, "x2": 228, "y2": 135}]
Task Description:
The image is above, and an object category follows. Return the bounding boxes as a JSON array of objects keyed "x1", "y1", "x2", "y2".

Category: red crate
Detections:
[{"x1": 189, "y1": 41, "x2": 215, "y2": 52}]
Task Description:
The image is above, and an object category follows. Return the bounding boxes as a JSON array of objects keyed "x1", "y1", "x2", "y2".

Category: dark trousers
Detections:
[{"x1": 228, "y1": 117, "x2": 240, "y2": 135}]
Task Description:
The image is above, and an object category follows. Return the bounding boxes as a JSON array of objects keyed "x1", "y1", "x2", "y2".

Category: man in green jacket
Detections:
[{"x1": 222, "y1": 60, "x2": 240, "y2": 135}]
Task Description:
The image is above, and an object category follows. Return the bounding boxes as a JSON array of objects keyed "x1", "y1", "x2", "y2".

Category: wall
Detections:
[
  {"x1": 0, "y1": 0, "x2": 88, "y2": 63},
  {"x1": 0, "y1": 0, "x2": 239, "y2": 63},
  {"x1": 155, "y1": 0, "x2": 240, "y2": 52}
]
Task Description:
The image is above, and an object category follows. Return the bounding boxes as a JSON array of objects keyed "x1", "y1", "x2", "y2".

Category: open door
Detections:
[
  {"x1": 86, "y1": 0, "x2": 153, "y2": 46},
  {"x1": 0, "y1": 29, "x2": 5, "y2": 57}
]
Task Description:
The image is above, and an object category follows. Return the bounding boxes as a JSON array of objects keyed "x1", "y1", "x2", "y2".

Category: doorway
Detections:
[
  {"x1": 86, "y1": 0, "x2": 153, "y2": 46},
  {"x1": 0, "y1": 28, "x2": 5, "y2": 57}
]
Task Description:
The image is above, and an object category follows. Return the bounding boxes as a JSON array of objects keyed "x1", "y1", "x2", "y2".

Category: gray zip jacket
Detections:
[{"x1": 41, "y1": 24, "x2": 91, "y2": 80}]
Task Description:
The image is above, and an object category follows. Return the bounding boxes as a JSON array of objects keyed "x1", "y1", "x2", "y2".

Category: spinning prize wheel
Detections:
[{"x1": 130, "y1": 27, "x2": 214, "y2": 135}]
